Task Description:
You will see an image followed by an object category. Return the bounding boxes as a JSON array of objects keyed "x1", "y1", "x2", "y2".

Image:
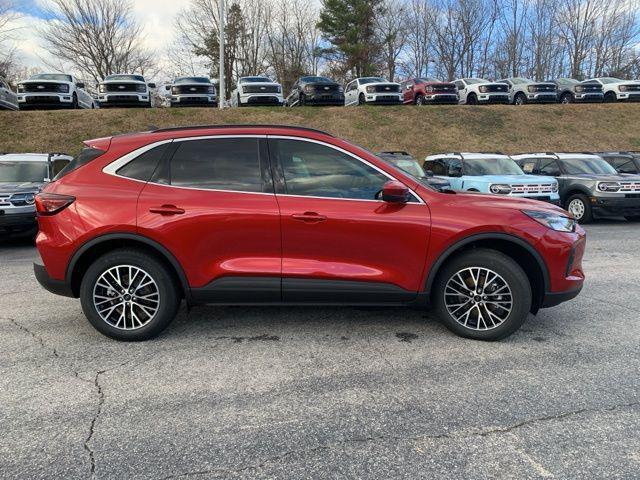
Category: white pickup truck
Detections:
[{"x1": 17, "y1": 73, "x2": 94, "y2": 110}]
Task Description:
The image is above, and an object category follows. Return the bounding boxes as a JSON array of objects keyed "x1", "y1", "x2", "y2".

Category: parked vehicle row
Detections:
[
  {"x1": 31, "y1": 124, "x2": 586, "y2": 343},
  {"x1": 4, "y1": 72, "x2": 640, "y2": 111}
]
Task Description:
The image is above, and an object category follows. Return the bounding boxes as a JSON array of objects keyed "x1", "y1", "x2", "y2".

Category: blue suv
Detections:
[{"x1": 423, "y1": 153, "x2": 560, "y2": 204}]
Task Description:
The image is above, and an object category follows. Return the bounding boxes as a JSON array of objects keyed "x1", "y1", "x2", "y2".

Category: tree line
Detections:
[{"x1": 1, "y1": 0, "x2": 639, "y2": 96}]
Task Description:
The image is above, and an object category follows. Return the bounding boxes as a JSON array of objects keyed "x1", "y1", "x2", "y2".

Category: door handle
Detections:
[
  {"x1": 291, "y1": 212, "x2": 327, "y2": 223},
  {"x1": 149, "y1": 204, "x2": 185, "y2": 216}
]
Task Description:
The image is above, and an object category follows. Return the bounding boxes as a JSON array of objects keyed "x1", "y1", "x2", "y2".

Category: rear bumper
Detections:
[{"x1": 33, "y1": 258, "x2": 74, "y2": 298}]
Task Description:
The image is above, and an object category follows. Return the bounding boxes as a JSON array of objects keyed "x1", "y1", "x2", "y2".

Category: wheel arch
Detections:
[
  {"x1": 66, "y1": 233, "x2": 190, "y2": 301},
  {"x1": 562, "y1": 187, "x2": 592, "y2": 205},
  {"x1": 425, "y1": 233, "x2": 550, "y2": 313}
]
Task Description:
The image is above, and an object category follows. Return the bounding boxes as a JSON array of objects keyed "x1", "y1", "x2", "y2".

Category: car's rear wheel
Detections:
[
  {"x1": 566, "y1": 193, "x2": 593, "y2": 224},
  {"x1": 80, "y1": 249, "x2": 180, "y2": 341},
  {"x1": 433, "y1": 249, "x2": 532, "y2": 341},
  {"x1": 514, "y1": 93, "x2": 526, "y2": 105},
  {"x1": 560, "y1": 93, "x2": 573, "y2": 104}
]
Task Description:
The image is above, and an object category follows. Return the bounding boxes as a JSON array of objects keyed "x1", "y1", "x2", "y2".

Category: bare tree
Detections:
[
  {"x1": 39, "y1": 0, "x2": 154, "y2": 82},
  {"x1": 0, "y1": 0, "x2": 21, "y2": 80},
  {"x1": 402, "y1": 0, "x2": 436, "y2": 79},
  {"x1": 376, "y1": 0, "x2": 408, "y2": 81}
]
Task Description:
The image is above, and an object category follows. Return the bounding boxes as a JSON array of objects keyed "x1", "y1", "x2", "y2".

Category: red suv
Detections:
[
  {"x1": 401, "y1": 78, "x2": 459, "y2": 105},
  {"x1": 34, "y1": 125, "x2": 585, "y2": 341}
]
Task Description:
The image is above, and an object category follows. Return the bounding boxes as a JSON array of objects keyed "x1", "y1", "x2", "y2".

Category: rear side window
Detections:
[
  {"x1": 609, "y1": 156, "x2": 638, "y2": 174},
  {"x1": 169, "y1": 138, "x2": 263, "y2": 192},
  {"x1": 117, "y1": 143, "x2": 170, "y2": 181},
  {"x1": 539, "y1": 159, "x2": 561, "y2": 176},
  {"x1": 55, "y1": 147, "x2": 105, "y2": 180},
  {"x1": 517, "y1": 158, "x2": 538, "y2": 174}
]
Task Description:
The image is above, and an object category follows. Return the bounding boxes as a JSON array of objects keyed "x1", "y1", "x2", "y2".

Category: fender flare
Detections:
[
  {"x1": 66, "y1": 232, "x2": 191, "y2": 300},
  {"x1": 424, "y1": 232, "x2": 551, "y2": 294}
]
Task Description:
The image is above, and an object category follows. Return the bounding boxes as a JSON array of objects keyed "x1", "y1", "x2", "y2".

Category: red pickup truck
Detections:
[{"x1": 400, "y1": 77, "x2": 459, "y2": 105}]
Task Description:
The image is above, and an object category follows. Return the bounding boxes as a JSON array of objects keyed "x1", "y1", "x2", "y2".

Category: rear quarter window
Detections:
[
  {"x1": 117, "y1": 143, "x2": 170, "y2": 181},
  {"x1": 55, "y1": 147, "x2": 105, "y2": 180}
]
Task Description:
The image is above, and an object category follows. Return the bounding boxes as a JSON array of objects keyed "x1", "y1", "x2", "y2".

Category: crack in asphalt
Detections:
[
  {"x1": 158, "y1": 401, "x2": 639, "y2": 479},
  {"x1": 84, "y1": 370, "x2": 106, "y2": 479},
  {"x1": 5, "y1": 317, "x2": 60, "y2": 358}
]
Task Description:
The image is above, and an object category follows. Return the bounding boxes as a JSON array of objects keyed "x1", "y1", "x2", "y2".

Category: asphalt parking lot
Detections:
[{"x1": 1, "y1": 221, "x2": 639, "y2": 479}]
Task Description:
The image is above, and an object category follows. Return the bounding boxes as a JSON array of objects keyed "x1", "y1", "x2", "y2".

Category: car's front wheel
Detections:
[
  {"x1": 433, "y1": 249, "x2": 532, "y2": 341},
  {"x1": 566, "y1": 193, "x2": 593, "y2": 224},
  {"x1": 514, "y1": 93, "x2": 526, "y2": 105},
  {"x1": 80, "y1": 249, "x2": 180, "y2": 341}
]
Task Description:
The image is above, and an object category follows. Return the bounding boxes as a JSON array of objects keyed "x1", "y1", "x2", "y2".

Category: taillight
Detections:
[{"x1": 35, "y1": 193, "x2": 75, "y2": 215}]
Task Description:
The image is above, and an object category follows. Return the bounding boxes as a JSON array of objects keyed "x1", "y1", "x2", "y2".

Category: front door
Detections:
[
  {"x1": 268, "y1": 137, "x2": 430, "y2": 303},
  {"x1": 136, "y1": 136, "x2": 282, "y2": 302}
]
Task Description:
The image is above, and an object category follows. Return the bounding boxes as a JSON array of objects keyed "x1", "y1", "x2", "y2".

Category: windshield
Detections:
[
  {"x1": 464, "y1": 157, "x2": 524, "y2": 175},
  {"x1": 359, "y1": 77, "x2": 386, "y2": 84},
  {"x1": 105, "y1": 75, "x2": 145, "y2": 82},
  {"x1": 561, "y1": 157, "x2": 618, "y2": 175},
  {"x1": 0, "y1": 161, "x2": 49, "y2": 183},
  {"x1": 510, "y1": 78, "x2": 530, "y2": 84},
  {"x1": 598, "y1": 77, "x2": 622, "y2": 84},
  {"x1": 388, "y1": 158, "x2": 426, "y2": 178},
  {"x1": 417, "y1": 77, "x2": 440, "y2": 83},
  {"x1": 301, "y1": 76, "x2": 333, "y2": 83},
  {"x1": 175, "y1": 77, "x2": 210, "y2": 84},
  {"x1": 30, "y1": 74, "x2": 72, "y2": 82},
  {"x1": 241, "y1": 77, "x2": 271, "y2": 83},
  {"x1": 463, "y1": 78, "x2": 486, "y2": 85}
]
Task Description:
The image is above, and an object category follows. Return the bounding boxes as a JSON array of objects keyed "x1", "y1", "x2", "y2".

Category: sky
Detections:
[{"x1": 7, "y1": 0, "x2": 184, "y2": 78}]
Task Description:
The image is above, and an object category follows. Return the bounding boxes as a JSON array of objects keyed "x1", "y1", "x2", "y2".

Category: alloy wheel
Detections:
[
  {"x1": 92, "y1": 265, "x2": 160, "y2": 330},
  {"x1": 443, "y1": 267, "x2": 513, "y2": 331},
  {"x1": 567, "y1": 199, "x2": 585, "y2": 220}
]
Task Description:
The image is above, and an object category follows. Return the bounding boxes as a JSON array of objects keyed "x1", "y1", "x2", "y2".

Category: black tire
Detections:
[
  {"x1": 466, "y1": 93, "x2": 478, "y2": 105},
  {"x1": 91, "y1": 102, "x2": 95, "y2": 109},
  {"x1": 71, "y1": 93, "x2": 79, "y2": 109},
  {"x1": 237, "y1": 93, "x2": 242, "y2": 107},
  {"x1": 433, "y1": 249, "x2": 532, "y2": 341},
  {"x1": 299, "y1": 93, "x2": 306, "y2": 106},
  {"x1": 565, "y1": 193, "x2": 593, "y2": 224},
  {"x1": 415, "y1": 94, "x2": 424, "y2": 105},
  {"x1": 604, "y1": 91, "x2": 617, "y2": 103},
  {"x1": 560, "y1": 92, "x2": 573, "y2": 104},
  {"x1": 624, "y1": 215, "x2": 640, "y2": 222},
  {"x1": 358, "y1": 93, "x2": 366, "y2": 105},
  {"x1": 514, "y1": 93, "x2": 526, "y2": 105},
  {"x1": 80, "y1": 249, "x2": 180, "y2": 341}
]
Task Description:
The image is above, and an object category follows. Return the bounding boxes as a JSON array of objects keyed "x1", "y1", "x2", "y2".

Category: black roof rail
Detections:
[{"x1": 150, "y1": 124, "x2": 334, "y2": 137}]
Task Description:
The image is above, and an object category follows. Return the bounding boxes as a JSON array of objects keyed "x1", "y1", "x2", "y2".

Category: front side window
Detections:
[
  {"x1": 270, "y1": 139, "x2": 388, "y2": 200},
  {"x1": 608, "y1": 156, "x2": 638, "y2": 174},
  {"x1": 169, "y1": 138, "x2": 263, "y2": 192},
  {"x1": 560, "y1": 157, "x2": 618, "y2": 175}
]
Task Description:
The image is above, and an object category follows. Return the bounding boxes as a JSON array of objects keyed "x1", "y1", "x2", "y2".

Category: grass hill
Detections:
[{"x1": 2, "y1": 104, "x2": 640, "y2": 158}]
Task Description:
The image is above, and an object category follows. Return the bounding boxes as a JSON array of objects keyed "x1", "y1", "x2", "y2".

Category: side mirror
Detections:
[
  {"x1": 406, "y1": 84, "x2": 413, "y2": 90},
  {"x1": 77, "y1": 82, "x2": 85, "y2": 89},
  {"x1": 448, "y1": 167, "x2": 463, "y2": 178},
  {"x1": 381, "y1": 180, "x2": 410, "y2": 203},
  {"x1": 425, "y1": 170, "x2": 434, "y2": 177},
  {"x1": 165, "y1": 85, "x2": 171, "y2": 91},
  {"x1": 148, "y1": 83, "x2": 156, "y2": 89}
]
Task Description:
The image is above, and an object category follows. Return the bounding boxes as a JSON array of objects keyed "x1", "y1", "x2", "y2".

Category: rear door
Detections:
[
  {"x1": 136, "y1": 136, "x2": 282, "y2": 302},
  {"x1": 268, "y1": 136, "x2": 430, "y2": 303}
]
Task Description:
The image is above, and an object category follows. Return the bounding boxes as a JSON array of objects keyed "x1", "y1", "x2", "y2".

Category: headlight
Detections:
[
  {"x1": 304, "y1": 85, "x2": 313, "y2": 94},
  {"x1": 425, "y1": 85, "x2": 434, "y2": 93},
  {"x1": 619, "y1": 85, "x2": 627, "y2": 92},
  {"x1": 575, "y1": 86, "x2": 584, "y2": 93},
  {"x1": 337, "y1": 85, "x2": 344, "y2": 93},
  {"x1": 136, "y1": 84, "x2": 146, "y2": 93},
  {"x1": 489, "y1": 184, "x2": 512, "y2": 194},
  {"x1": 597, "y1": 181, "x2": 621, "y2": 192},
  {"x1": 527, "y1": 85, "x2": 535, "y2": 93},
  {"x1": 523, "y1": 209, "x2": 576, "y2": 232},
  {"x1": 551, "y1": 183, "x2": 559, "y2": 193},
  {"x1": 59, "y1": 84, "x2": 70, "y2": 93},
  {"x1": 366, "y1": 86, "x2": 375, "y2": 93},
  {"x1": 207, "y1": 86, "x2": 214, "y2": 94},
  {"x1": 171, "y1": 86, "x2": 179, "y2": 94},
  {"x1": 479, "y1": 86, "x2": 488, "y2": 93},
  {"x1": 276, "y1": 85, "x2": 281, "y2": 93},
  {"x1": 17, "y1": 84, "x2": 25, "y2": 92},
  {"x1": 99, "y1": 84, "x2": 106, "y2": 93}
]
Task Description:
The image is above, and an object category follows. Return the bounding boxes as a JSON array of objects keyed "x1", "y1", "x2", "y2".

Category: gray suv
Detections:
[
  {"x1": 498, "y1": 77, "x2": 557, "y2": 105},
  {"x1": 0, "y1": 153, "x2": 72, "y2": 237},
  {"x1": 597, "y1": 152, "x2": 640, "y2": 175},
  {"x1": 512, "y1": 153, "x2": 640, "y2": 223},
  {"x1": 553, "y1": 78, "x2": 604, "y2": 104}
]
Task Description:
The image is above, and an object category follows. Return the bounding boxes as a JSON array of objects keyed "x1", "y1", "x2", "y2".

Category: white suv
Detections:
[
  {"x1": 587, "y1": 77, "x2": 640, "y2": 103},
  {"x1": 344, "y1": 77, "x2": 402, "y2": 105},
  {"x1": 98, "y1": 74, "x2": 156, "y2": 108},
  {"x1": 0, "y1": 76, "x2": 17, "y2": 110},
  {"x1": 453, "y1": 78, "x2": 510, "y2": 105},
  {"x1": 231, "y1": 76, "x2": 284, "y2": 107},
  {"x1": 17, "y1": 73, "x2": 94, "y2": 110}
]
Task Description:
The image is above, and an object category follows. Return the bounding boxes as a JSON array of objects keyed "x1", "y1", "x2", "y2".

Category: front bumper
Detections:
[
  {"x1": 33, "y1": 257, "x2": 74, "y2": 298},
  {"x1": 304, "y1": 93, "x2": 344, "y2": 106},
  {"x1": 171, "y1": 94, "x2": 217, "y2": 106},
  {"x1": 616, "y1": 92, "x2": 640, "y2": 102},
  {"x1": 525, "y1": 92, "x2": 558, "y2": 103},
  {"x1": 476, "y1": 93, "x2": 509, "y2": 104},
  {"x1": 239, "y1": 94, "x2": 284, "y2": 106},
  {"x1": 423, "y1": 94, "x2": 458, "y2": 104},
  {"x1": 18, "y1": 93, "x2": 74, "y2": 109},
  {"x1": 574, "y1": 93, "x2": 604, "y2": 102},
  {"x1": 365, "y1": 93, "x2": 403, "y2": 104},
  {"x1": 0, "y1": 211, "x2": 37, "y2": 233},
  {"x1": 591, "y1": 196, "x2": 640, "y2": 217},
  {"x1": 521, "y1": 195, "x2": 561, "y2": 205},
  {"x1": 542, "y1": 285, "x2": 583, "y2": 308},
  {"x1": 98, "y1": 93, "x2": 150, "y2": 107}
]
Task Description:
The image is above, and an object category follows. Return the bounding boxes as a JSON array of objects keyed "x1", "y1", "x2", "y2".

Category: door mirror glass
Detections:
[
  {"x1": 148, "y1": 83, "x2": 156, "y2": 89},
  {"x1": 77, "y1": 82, "x2": 85, "y2": 89},
  {"x1": 165, "y1": 85, "x2": 171, "y2": 91},
  {"x1": 381, "y1": 180, "x2": 410, "y2": 203}
]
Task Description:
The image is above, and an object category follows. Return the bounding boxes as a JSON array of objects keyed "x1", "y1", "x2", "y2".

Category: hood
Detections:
[
  {"x1": 468, "y1": 174, "x2": 556, "y2": 184},
  {"x1": 21, "y1": 79, "x2": 69, "y2": 84},
  {"x1": 0, "y1": 181, "x2": 44, "y2": 193},
  {"x1": 453, "y1": 190, "x2": 567, "y2": 214},
  {"x1": 368, "y1": 81, "x2": 400, "y2": 87},
  {"x1": 101, "y1": 79, "x2": 146, "y2": 85},
  {"x1": 562, "y1": 173, "x2": 640, "y2": 181},
  {"x1": 241, "y1": 81, "x2": 280, "y2": 87}
]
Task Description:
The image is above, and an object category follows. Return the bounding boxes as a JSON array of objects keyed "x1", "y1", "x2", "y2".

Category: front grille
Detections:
[
  {"x1": 524, "y1": 196, "x2": 552, "y2": 202},
  {"x1": 374, "y1": 84, "x2": 400, "y2": 93},
  {"x1": 532, "y1": 84, "x2": 556, "y2": 93},
  {"x1": 247, "y1": 96, "x2": 280, "y2": 104},
  {"x1": 22, "y1": 83, "x2": 66, "y2": 93},
  {"x1": 486, "y1": 95, "x2": 509, "y2": 103},
  {"x1": 620, "y1": 182, "x2": 640, "y2": 192},
  {"x1": 105, "y1": 83, "x2": 140, "y2": 92},
  {"x1": 580, "y1": 84, "x2": 602, "y2": 92},
  {"x1": 105, "y1": 95, "x2": 140, "y2": 102},
  {"x1": 511, "y1": 184, "x2": 556, "y2": 194},
  {"x1": 312, "y1": 84, "x2": 339, "y2": 93},
  {"x1": 243, "y1": 85, "x2": 279, "y2": 94},
  {"x1": 26, "y1": 96, "x2": 61, "y2": 103},
  {"x1": 484, "y1": 84, "x2": 508, "y2": 93},
  {"x1": 433, "y1": 84, "x2": 457, "y2": 93},
  {"x1": 372, "y1": 95, "x2": 401, "y2": 103},
  {"x1": 174, "y1": 85, "x2": 211, "y2": 94},
  {"x1": 625, "y1": 193, "x2": 640, "y2": 198}
]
